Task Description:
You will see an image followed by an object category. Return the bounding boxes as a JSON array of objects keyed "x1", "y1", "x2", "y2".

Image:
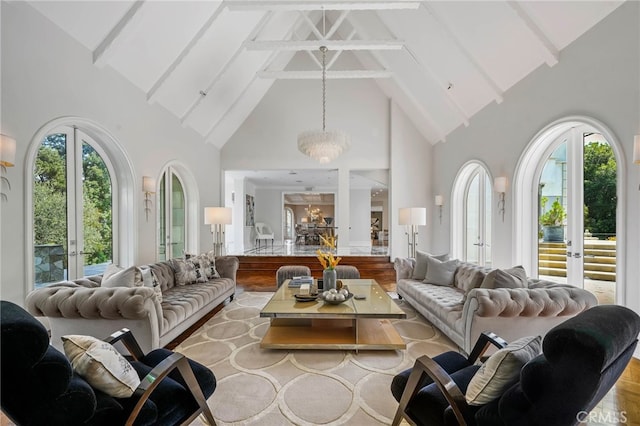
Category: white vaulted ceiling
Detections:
[{"x1": 28, "y1": 0, "x2": 624, "y2": 148}]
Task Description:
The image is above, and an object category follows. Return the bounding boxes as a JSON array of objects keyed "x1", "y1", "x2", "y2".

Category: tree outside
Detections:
[
  {"x1": 34, "y1": 134, "x2": 112, "y2": 272},
  {"x1": 583, "y1": 141, "x2": 617, "y2": 239}
]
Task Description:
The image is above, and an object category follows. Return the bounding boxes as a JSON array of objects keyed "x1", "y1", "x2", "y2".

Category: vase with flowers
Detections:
[{"x1": 316, "y1": 236, "x2": 341, "y2": 290}]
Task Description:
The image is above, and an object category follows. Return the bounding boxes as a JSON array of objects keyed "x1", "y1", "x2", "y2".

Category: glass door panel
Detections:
[
  {"x1": 465, "y1": 174, "x2": 480, "y2": 263},
  {"x1": 33, "y1": 133, "x2": 69, "y2": 287},
  {"x1": 159, "y1": 174, "x2": 167, "y2": 260},
  {"x1": 171, "y1": 174, "x2": 185, "y2": 258},
  {"x1": 81, "y1": 141, "x2": 113, "y2": 276}
]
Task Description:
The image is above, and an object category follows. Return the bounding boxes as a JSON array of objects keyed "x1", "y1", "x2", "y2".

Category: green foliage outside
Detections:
[
  {"x1": 539, "y1": 197, "x2": 566, "y2": 226},
  {"x1": 33, "y1": 134, "x2": 112, "y2": 266},
  {"x1": 583, "y1": 142, "x2": 617, "y2": 237}
]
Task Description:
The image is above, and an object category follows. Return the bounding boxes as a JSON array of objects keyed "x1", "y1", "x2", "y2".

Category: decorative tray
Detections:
[
  {"x1": 294, "y1": 293, "x2": 319, "y2": 302},
  {"x1": 319, "y1": 292, "x2": 354, "y2": 305}
]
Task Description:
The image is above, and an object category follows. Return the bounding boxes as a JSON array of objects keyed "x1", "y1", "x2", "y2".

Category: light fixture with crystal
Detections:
[{"x1": 297, "y1": 10, "x2": 350, "y2": 164}]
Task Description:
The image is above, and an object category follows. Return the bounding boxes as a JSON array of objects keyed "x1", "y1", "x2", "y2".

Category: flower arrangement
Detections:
[{"x1": 316, "y1": 234, "x2": 341, "y2": 270}]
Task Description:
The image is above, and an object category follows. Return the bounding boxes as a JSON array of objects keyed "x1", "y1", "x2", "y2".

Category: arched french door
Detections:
[
  {"x1": 452, "y1": 161, "x2": 492, "y2": 266},
  {"x1": 158, "y1": 167, "x2": 187, "y2": 260},
  {"x1": 515, "y1": 117, "x2": 625, "y2": 304},
  {"x1": 32, "y1": 126, "x2": 116, "y2": 287}
]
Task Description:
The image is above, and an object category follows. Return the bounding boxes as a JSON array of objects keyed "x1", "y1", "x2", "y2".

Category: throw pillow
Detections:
[
  {"x1": 465, "y1": 335, "x2": 542, "y2": 406},
  {"x1": 101, "y1": 265, "x2": 143, "y2": 288},
  {"x1": 140, "y1": 266, "x2": 162, "y2": 303},
  {"x1": 411, "y1": 250, "x2": 449, "y2": 280},
  {"x1": 206, "y1": 250, "x2": 221, "y2": 279},
  {"x1": 423, "y1": 257, "x2": 459, "y2": 286},
  {"x1": 187, "y1": 257, "x2": 209, "y2": 283},
  {"x1": 170, "y1": 258, "x2": 197, "y2": 286},
  {"x1": 62, "y1": 335, "x2": 140, "y2": 398},
  {"x1": 481, "y1": 266, "x2": 528, "y2": 289}
]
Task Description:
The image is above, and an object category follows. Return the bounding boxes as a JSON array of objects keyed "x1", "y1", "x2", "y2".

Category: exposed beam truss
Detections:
[
  {"x1": 507, "y1": 1, "x2": 559, "y2": 67},
  {"x1": 93, "y1": 0, "x2": 145, "y2": 67},
  {"x1": 181, "y1": 11, "x2": 274, "y2": 124},
  {"x1": 245, "y1": 39, "x2": 404, "y2": 51},
  {"x1": 225, "y1": 1, "x2": 421, "y2": 11},
  {"x1": 147, "y1": 2, "x2": 226, "y2": 103},
  {"x1": 421, "y1": 3, "x2": 504, "y2": 104},
  {"x1": 257, "y1": 70, "x2": 393, "y2": 79}
]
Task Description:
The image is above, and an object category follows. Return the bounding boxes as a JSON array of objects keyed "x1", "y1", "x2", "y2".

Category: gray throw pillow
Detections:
[
  {"x1": 466, "y1": 335, "x2": 542, "y2": 405},
  {"x1": 423, "y1": 257, "x2": 459, "y2": 286},
  {"x1": 101, "y1": 265, "x2": 143, "y2": 288},
  {"x1": 412, "y1": 250, "x2": 450, "y2": 280},
  {"x1": 481, "y1": 266, "x2": 528, "y2": 289}
]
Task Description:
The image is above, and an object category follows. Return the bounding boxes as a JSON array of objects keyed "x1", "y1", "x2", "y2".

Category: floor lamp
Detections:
[
  {"x1": 399, "y1": 207, "x2": 427, "y2": 258},
  {"x1": 205, "y1": 207, "x2": 232, "y2": 256}
]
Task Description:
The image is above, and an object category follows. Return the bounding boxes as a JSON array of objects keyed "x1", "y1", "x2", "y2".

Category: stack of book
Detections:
[{"x1": 288, "y1": 276, "x2": 313, "y2": 288}]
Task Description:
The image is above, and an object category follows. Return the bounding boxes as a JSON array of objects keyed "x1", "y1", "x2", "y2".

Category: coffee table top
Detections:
[{"x1": 260, "y1": 279, "x2": 406, "y2": 319}]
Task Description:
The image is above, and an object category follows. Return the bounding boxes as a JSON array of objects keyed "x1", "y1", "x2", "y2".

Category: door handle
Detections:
[
  {"x1": 566, "y1": 251, "x2": 572, "y2": 258},
  {"x1": 69, "y1": 251, "x2": 76, "y2": 257},
  {"x1": 574, "y1": 253, "x2": 582, "y2": 258},
  {"x1": 473, "y1": 243, "x2": 484, "y2": 246}
]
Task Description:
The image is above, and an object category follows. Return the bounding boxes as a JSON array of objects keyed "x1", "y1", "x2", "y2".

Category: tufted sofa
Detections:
[
  {"x1": 26, "y1": 256, "x2": 239, "y2": 353},
  {"x1": 394, "y1": 257, "x2": 598, "y2": 355}
]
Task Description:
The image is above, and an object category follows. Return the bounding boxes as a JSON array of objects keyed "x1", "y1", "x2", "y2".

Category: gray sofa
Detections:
[
  {"x1": 26, "y1": 256, "x2": 239, "y2": 353},
  {"x1": 394, "y1": 256, "x2": 598, "y2": 354}
]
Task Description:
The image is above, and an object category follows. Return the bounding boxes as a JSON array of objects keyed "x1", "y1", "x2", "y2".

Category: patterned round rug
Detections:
[{"x1": 177, "y1": 291, "x2": 456, "y2": 425}]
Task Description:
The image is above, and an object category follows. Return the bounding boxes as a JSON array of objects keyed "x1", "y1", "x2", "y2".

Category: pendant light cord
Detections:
[{"x1": 321, "y1": 7, "x2": 326, "y2": 132}]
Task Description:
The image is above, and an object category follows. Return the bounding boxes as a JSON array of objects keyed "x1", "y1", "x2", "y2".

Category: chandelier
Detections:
[{"x1": 297, "y1": 44, "x2": 351, "y2": 164}]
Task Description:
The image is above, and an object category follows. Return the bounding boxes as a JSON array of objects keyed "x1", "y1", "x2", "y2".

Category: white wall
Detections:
[
  {"x1": 254, "y1": 188, "x2": 285, "y2": 243},
  {"x1": 389, "y1": 101, "x2": 433, "y2": 259},
  {"x1": 349, "y1": 189, "x2": 372, "y2": 245},
  {"x1": 430, "y1": 2, "x2": 639, "y2": 314},
  {"x1": 0, "y1": 2, "x2": 221, "y2": 304}
]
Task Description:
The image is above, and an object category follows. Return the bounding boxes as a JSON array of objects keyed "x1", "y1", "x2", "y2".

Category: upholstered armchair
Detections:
[
  {"x1": 0, "y1": 300, "x2": 217, "y2": 426},
  {"x1": 391, "y1": 305, "x2": 640, "y2": 426},
  {"x1": 255, "y1": 222, "x2": 275, "y2": 249}
]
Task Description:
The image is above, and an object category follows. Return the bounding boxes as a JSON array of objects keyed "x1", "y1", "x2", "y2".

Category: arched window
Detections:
[
  {"x1": 451, "y1": 161, "x2": 492, "y2": 266},
  {"x1": 514, "y1": 117, "x2": 625, "y2": 304},
  {"x1": 283, "y1": 207, "x2": 294, "y2": 242},
  {"x1": 27, "y1": 119, "x2": 135, "y2": 290},
  {"x1": 158, "y1": 167, "x2": 187, "y2": 260},
  {"x1": 156, "y1": 162, "x2": 199, "y2": 261}
]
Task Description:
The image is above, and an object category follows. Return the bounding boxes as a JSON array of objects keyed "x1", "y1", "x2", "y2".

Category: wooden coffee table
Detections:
[{"x1": 260, "y1": 279, "x2": 407, "y2": 351}]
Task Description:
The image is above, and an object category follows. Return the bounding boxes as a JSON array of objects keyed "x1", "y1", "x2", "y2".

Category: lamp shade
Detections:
[
  {"x1": 399, "y1": 207, "x2": 427, "y2": 226},
  {"x1": 634, "y1": 135, "x2": 640, "y2": 164},
  {"x1": 494, "y1": 176, "x2": 507, "y2": 193},
  {"x1": 204, "y1": 207, "x2": 232, "y2": 225},
  {"x1": 435, "y1": 195, "x2": 444, "y2": 206},
  {"x1": 0, "y1": 134, "x2": 16, "y2": 167},
  {"x1": 142, "y1": 176, "x2": 156, "y2": 193}
]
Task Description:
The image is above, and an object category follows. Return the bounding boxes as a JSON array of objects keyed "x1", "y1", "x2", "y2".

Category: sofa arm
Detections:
[
  {"x1": 215, "y1": 256, "x2": 239, "y2": 283},
  {"x1": 394, "y1": 257, "x2": 416, "y2": 281},
  {"x1": 463, "y1": 287, "x2": 598, "y2": 318},
  {"x1": 25, "y1": 286, "x2": 161, "y2": 320}
]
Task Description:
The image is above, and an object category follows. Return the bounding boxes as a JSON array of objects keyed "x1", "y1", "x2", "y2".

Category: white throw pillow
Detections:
[
  {"x1": 465, "y1": 335, "x2": 542, "y2": 406},
  {"x1": 62, "y1": 335, "x2": 140, "y2": 398},
  {"x1": 481, "y1": 266, "x2": 528, "y2": 289},
  {"x1": 412, "y1": 251, "x2": 449, "y2": 280},
  {"x1": 101, "y1": 265, "x2": 143, "y2": 288},
  {"x1": 423, "y1": 257, "x2": 459, "y2": 286},
  {"x1": 140, "y1": 266, "x2": 162, "y2": 303}
]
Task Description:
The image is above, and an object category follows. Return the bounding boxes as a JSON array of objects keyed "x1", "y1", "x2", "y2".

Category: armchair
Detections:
[
  {"x1": 391, "y1": 305, "x2": 640, "y2": 426},
  {"x1": 255, "y1": 222, "x2": 274, "y2": 249},
  {"x1": 0, "y1": 300, "x2": 217, "y2": 426}
]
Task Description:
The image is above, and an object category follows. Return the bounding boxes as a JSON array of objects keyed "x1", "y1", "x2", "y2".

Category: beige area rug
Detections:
[{"x1": 180, "y1": 292, "x2": 457, "y2": 426}]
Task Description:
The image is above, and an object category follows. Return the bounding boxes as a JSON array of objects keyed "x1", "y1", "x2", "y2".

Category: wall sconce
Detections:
[
  {"x1": 494, "y1": 176, "x2": 507, "y2": 222},
  {"x1": 205, "y1": 207, "x2": 232, "y2": 256},
  {"x1": 434, "y1": 195, "x2": 444, "y2": 224},
  {"x1": 142, "y1": 176, "x2": 156, "y2": 222},
  {"x1": 399, "y1": 207, "x2": 426, "y2": 258},
  {"x1": 0, "y1": 134, "x2": 16, "y2": 202}
]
